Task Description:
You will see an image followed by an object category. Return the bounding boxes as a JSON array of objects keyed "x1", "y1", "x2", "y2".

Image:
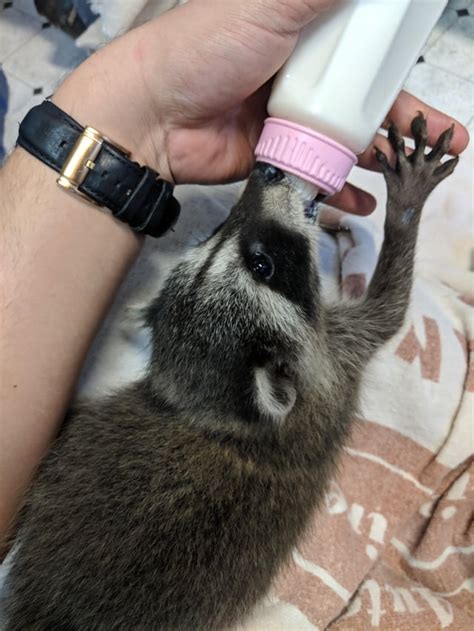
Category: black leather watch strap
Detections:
[{"x1": 17, "y1": 100, "x2": 180, "y2": 237}]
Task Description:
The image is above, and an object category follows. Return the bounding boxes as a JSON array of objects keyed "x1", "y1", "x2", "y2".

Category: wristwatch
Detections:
[{"x1": 17, "y1": 100, "x2": 180, "y2": 238}]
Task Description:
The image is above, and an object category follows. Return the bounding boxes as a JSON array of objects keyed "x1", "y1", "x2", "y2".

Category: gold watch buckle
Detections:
[{"x1": 57, "y1": 127, "x2": 129, "y2": 206}]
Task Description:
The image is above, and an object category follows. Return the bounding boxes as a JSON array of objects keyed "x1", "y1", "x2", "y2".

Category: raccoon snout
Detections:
[{"x1": 256, "y1": 162, "x2": 285, "y2": 183}]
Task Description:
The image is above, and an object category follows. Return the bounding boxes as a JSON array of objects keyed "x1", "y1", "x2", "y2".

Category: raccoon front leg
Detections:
[{"x1": 326, "y1": 114, "x2": 458, "y2": 367}]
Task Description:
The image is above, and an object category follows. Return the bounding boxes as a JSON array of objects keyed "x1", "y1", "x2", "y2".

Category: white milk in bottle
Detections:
[{"x1": 255, "y1": 0, "x2": 447, "y2": 195}]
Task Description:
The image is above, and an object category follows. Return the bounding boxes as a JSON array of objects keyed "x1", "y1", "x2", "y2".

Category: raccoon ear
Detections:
[{"x1": 253, "y1": 361, "x2": 297, "y2": 423}]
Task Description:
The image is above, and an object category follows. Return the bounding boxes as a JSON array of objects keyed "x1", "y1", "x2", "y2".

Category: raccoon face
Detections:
[{"x1": 147, "y1": 165, "x2": 320, "y2": 424}]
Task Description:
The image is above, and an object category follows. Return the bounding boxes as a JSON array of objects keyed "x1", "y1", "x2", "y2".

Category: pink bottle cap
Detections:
[{"x1": 255, "y1": 118, "x2": 357, "y2": 196}]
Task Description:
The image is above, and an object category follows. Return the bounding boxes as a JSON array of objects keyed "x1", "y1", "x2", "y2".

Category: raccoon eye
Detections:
[{"x1": 250, "y1": 250, "x2": 274, "y2": 281}]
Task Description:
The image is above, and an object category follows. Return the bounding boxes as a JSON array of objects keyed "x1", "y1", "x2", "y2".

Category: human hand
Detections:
[{"x1": 55, "y1": 0, "x2": 469, "y2": 214}]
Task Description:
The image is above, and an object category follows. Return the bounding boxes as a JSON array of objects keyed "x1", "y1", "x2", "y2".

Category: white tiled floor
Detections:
[
  {"x1": 3, "y1": 25, "x2": 87, "y2": 86},
  {"x1": 425, "y1": 9, "x2": 474, "y2": 81},
  {"x1": 0, "y1": 0, "x2": 473, "y2": 155},
  {"x1": 0, "y1": 0, "x2": 87, "y2": 151},
  {"x1": 10, "y1": 0, "x2": 41, "y2": 17},
  {"x1": 405, "y1": 61, "x2": 474, "y2": 123},
  {"x1": 0, "y1": 6, "x2": 41, "y2": 59}
]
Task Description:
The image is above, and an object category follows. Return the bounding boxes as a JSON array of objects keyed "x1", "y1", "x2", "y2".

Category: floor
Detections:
[{"x1": 0, "y1": 0, "x2": 473, "y2": 155}]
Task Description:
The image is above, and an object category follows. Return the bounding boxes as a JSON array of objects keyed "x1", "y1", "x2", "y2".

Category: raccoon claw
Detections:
[
  {"x1": 380, "y1": 114, "x2": 459, "y2": 212},
  {"x1": 374, "y1": 146, "x2": 389, "y2": 169},
  {"x1": 410, "y1": 112, "x2": 427, "y2": 158},
  {"x1": 434, "y1": 155, "x2": 459, "y2": 179},
  {"x1": 386, "y1": 121, "x2": 412, "y2": 176},
  {"x1": 387, "y1": 123, "x2": 406, "y2": 155},
  {"x1": 427, "y1": 125, "x2": 454, "y2": 162}
]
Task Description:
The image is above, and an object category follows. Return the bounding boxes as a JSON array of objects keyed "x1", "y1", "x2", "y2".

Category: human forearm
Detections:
[{"x1": 0, "y1": 149, "x2": 142, "y2": 551}]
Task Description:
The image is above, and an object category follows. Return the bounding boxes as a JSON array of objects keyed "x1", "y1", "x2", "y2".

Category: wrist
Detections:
[
  {"x1": 3, "y1": 148, "x2": 144, "y2": 252},
  {"x1": 53, "y1": 33, "x2": 173, "y2": 182}
]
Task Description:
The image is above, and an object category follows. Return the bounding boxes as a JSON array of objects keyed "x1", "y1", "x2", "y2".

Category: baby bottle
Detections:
[{"x1": 255, "y1": 0, "x2": 447, "y2": 195}]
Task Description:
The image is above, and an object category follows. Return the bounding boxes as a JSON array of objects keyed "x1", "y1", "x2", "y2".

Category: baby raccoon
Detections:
[{"x1": 3, "y1": 115, "x2": 458, "y2": 630}]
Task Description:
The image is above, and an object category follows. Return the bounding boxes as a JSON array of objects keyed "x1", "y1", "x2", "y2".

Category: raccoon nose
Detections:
[{"x1": 256, "y1": 162, "x2": 285, "y2": 183}]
